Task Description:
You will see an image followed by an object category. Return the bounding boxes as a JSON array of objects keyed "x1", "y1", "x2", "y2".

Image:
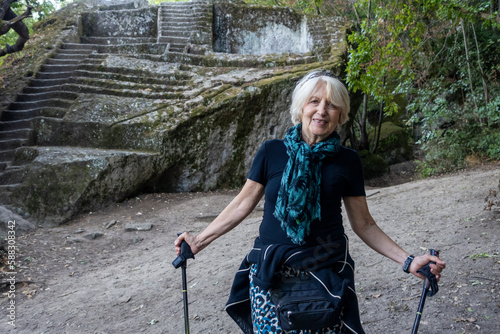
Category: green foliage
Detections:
[
  {"x1": 411, "y1": 94, "x2": 500, "y2": 176},
  {"x1": 245, "y1": 0, "x2": 323, "y2": 14},
  {"x1": 358, "y1": 149, "x2": 389, "y2": 179},
  {"x1": 345, "y1": 0, "x2": 500, "y2": 175}
]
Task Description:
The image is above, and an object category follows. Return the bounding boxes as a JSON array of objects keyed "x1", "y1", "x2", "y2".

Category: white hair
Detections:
[{"x1": 289, "y1": 71, "x2": 350, "y2": 126}]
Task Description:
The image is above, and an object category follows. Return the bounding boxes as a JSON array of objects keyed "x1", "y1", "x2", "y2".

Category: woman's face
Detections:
[{"x1": 300, "y1": 81, "x2": 341, "y2": 146}]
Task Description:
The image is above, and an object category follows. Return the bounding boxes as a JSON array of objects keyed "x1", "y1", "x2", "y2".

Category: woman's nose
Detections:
[{"x1": 317, "y1": 101, "x2": 327, "y2": 115}]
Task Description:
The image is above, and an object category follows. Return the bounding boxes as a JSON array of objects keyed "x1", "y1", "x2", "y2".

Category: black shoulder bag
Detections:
[{"x1": 270, "y1": 274, "x2": 344, "y2": 331}]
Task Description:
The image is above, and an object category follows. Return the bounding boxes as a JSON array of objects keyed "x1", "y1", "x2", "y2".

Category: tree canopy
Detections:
[{"x1": 0, "y1": 0, "x2": 59, "y2": 57}]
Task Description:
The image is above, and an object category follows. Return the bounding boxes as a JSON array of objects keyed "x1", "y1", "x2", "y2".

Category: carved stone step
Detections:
[
  {"x1": 0, "y1": 129, "x2": 33, "y2": 141},
  {"x1": 158, "y1": 36, "x2": 189, "y2": 44},
  {"x1": 60, "y1": 83, "x2": 183, "y2": 99},
  {"x1": 28, "y1": 78, "x2": 69, "y2": 87},
  {"x1": 23, "y1": 85, "x2": 67, "y2": 94},
  {"x1": 61, "y1": 43, "x2": 97, "y2": 50},
  {"x1": 74, "y1": 64, "x2": 192, "y2": 81},
  {"x1": 160, "y1": 24, "x2": 201, "y2": 30},
  {"x1": 46, "y1": 58, "x2": 84, "y2": 65},
  {"x1": 80, "y1": 36, "x2": 157, "y2": 45},
  {"x1": 40, "y1": 64, "x2": 80, "y2": 73},
  {"x1": 160, "y1": 23, "x2": 205, "y2": 31},
  {"x1": 35, "y1": 71, "x2": 74, "y2": 80},
  {"x1": 160, "y1": 11, "x2": 209, "y2": 18},
  {"x1": 0, "y1": 120, "x2": 33, "y2": 131},
  {"x1": 161, "y1": 17, "x2": 200, "y2": 23},
  {"x1": 2, "y1": 107, "x2": 68, "y2": 120},
  {"x1": 50, "y1": 53, "x2": 88, "y2": 60},
  {"x1": 0, "y1": 138, "x2": 29, "y2": 151},
  {"x1": 16, "y1": 91, "x2": 78, "y2": 102},
  {"x1": 52, "y1": 49, "x2": 94, "y2": 55},
  {"x1": 71, "y1": 69, "x2": 190, "y2": 86},
  {"x1": 8, "y1": 99, "x2": 73, "y2": 111},
  {"x1": 159, "y1": 30, "x2": 191, "y2": 38}
]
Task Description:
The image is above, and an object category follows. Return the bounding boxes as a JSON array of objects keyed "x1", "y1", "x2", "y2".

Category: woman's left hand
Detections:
[{"x1": 410, "y1": 254, "x2": 446, "y2": 282}]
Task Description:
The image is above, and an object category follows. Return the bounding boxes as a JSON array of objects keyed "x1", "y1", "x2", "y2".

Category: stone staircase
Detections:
[
  {"x1": 0, "y1": 36, "x2": 194, "y2": 210},
  {"x1": 158, "y1": 0, "x2": 212, "y2": 53},
  {"x1": 0, "y1": 1, "x2": 212, "y2": 209},
  {"x1": 0, "y1": 44, "x2": 97, "y2": 173}
]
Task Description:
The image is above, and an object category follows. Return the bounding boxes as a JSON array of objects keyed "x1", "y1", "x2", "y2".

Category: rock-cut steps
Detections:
[
  {"x1": 0, "y1": 44, "x2": 98, "y2": 174},
  {"x1": 158, "y1": 0, "x2": 212, "y2": 53},
  {"x1": 0, "y1": 37, "x2": 194, "y2": 207}
]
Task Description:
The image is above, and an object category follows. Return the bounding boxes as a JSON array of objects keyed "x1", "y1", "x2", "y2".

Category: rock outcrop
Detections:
[{"x1": 0, "y1": 0, "x2": 346, "y2": 226}]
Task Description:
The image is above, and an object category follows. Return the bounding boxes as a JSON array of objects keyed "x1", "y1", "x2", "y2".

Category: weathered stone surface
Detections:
[
  {"x1": 84, "y1": 232, "x2": 104, "y2": 239},
  {"x1": 81, "y1": 6, "x2": 157, "y2": 38},
  {"x1": 0, "y1": 206, "x2": 36, "y2": 238},
  {"x1": 9, "y1": 147, "x2": 158, "y2": 225},
  {"x1": 105, "y1": 220, "x2": 117, "y2": 229}
]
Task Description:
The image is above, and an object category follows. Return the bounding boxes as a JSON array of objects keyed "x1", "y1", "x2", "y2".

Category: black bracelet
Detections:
[{"x1": 402, "y1": 255, "x2": 415, "y2": 273}]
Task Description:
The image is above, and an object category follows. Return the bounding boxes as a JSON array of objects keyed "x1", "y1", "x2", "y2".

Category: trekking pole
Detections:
[
  {"x1": 172, "y1": 233, "x2": 195, "y2": 334},
  {"x1": 411, "y1": 249, "x2": 439, "y2": 334}
]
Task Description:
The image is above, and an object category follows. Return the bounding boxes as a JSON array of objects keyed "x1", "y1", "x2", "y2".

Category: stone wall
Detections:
[
  {"x1": 80, "y1": 6, "x2": 157, "y2": 38},
  {"x1": 213, "y1": 2, "x2": 311, "y2": 54}
]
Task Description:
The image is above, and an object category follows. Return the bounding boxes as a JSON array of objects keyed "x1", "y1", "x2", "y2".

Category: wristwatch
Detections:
[{"x1": 402, "y1": 255, "x2": 415, "y2": 273}]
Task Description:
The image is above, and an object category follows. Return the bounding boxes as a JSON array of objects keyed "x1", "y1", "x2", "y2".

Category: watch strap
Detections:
[{"x1": 403, "y1": 255, "x2": 415, "y2": 273}]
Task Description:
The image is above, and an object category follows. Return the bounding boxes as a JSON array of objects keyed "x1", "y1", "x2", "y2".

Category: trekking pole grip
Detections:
[{"x1": 172, "y1": 233, "x2": 195, "y2": 269}]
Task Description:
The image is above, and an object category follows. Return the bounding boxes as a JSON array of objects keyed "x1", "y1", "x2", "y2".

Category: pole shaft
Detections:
[
  {"x1": 411, "y1": 284, "x2": 429, "y2": 334},
  {"x1": 182, "y1": 264, "x2": 190, "y2": 334}
]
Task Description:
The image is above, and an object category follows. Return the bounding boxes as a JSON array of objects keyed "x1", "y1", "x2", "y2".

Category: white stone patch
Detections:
[{"x1": 237, "y1": 20, "x2": 312, "y2": 55}]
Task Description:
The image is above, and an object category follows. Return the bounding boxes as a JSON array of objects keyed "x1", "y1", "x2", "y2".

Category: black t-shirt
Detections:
[{"x1": 248, "y1": 139, "x2": 366, "y2": 245}]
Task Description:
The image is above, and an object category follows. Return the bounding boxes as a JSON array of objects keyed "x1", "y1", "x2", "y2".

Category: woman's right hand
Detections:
[{"x1": 174, "y1": 232, "x2": 203, "y2": 256}]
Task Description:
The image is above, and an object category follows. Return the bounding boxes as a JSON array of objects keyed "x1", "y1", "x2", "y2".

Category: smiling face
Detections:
[{"x1": 300, "y1": 80, "x2": 341, "y2": 146}]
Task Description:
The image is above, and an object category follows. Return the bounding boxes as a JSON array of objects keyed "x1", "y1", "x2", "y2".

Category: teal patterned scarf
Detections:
[{"x1": 274, "y1": 124, "x2": 340, "y2": 245}]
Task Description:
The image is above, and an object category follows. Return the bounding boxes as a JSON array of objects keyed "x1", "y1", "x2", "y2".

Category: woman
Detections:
[{"x1": 175, "y1": 70, "x2": 446, "y2": 334}]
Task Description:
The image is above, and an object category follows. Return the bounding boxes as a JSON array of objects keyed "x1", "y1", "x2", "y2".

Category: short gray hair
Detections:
[{"x1": 289, "y1": 70, "x2": 350, "y2": 126}]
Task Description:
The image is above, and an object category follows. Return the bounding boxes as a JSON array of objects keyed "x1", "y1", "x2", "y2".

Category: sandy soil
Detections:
[{"x1": 1, "y1": 162, "x2": 499, "y2": 334}]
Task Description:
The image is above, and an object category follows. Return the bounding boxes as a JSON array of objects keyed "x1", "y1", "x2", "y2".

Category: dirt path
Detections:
[{"x1": 1, "y1": 162, "x2": 499, "y2": 333}]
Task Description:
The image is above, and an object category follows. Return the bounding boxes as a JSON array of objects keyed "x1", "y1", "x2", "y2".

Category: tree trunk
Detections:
[
  {"x1": 460, "y1": 18, "x2": 478, "y2": 110},
  {"x1": 339, "y1": 90, "x2": 363, "y2": 148},
  {"x1": 470, "y1": 22, "x2": 489, "y2": 104},
  {"x1": 371, "y1": 99, "x2": 384, "y2": 153},
  {"x1": 0, "y1": 2, "x2": 31, "y2": 57},
  {"x1": 358, "y1": 93, "x2": 369, "y2": 151}
]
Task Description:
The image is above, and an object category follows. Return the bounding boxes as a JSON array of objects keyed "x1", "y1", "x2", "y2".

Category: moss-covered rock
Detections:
[
  {"x1": 10, "y1": 147, "x2": 158, "y2": 225},
  {"x1": 358, "y1": 150, "x2": 389, "y2": 180},
  {"x1": 370, "y1": 122, "x2": 413, "y2": 165}
]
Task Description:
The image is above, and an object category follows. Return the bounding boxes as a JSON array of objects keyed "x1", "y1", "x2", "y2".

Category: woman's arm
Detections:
[
  {"x1": 343, "y1": 196, "x2": 445, "y2": 280},
  {"x1": 175, "y1": 179, "x2": 265, "y2": 255}
]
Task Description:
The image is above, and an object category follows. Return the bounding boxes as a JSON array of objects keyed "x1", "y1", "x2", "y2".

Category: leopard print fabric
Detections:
[{"x1": 249, "y1": 264, "x2": 348, "y2": 334}]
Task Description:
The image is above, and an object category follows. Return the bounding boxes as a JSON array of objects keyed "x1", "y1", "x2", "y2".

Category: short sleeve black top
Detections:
[{"x1": 248, "y1": 139, "x2": 366, "y2": 245}]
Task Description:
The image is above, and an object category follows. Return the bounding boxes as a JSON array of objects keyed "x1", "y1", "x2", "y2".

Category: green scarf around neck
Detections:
[{"x1": 273, "y1": 123, "x2": 340, "y2": 245}]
